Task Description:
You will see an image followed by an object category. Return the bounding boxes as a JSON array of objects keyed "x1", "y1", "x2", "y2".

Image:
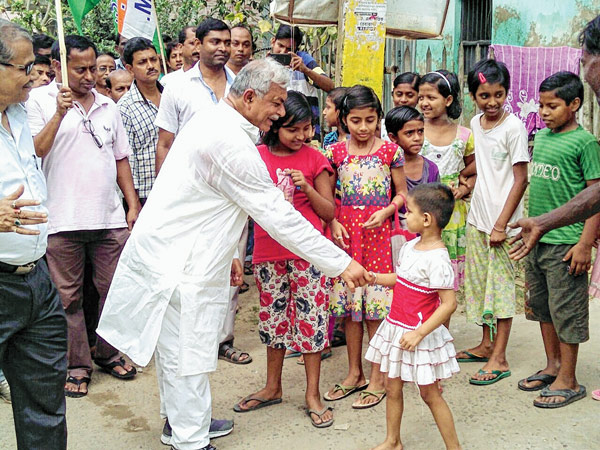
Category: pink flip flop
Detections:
[{"x1": 592, "y1": 389, "x2": 600, "y2": 401}]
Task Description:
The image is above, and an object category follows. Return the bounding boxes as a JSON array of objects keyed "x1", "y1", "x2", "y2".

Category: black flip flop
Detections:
[
  {"x1": 518, "y1": 370, "x2": 557, "y2": 392},
  {"x1": 95, "y1": 356, "x2": 137, "y2": 380},
  {"x1": 533, "y1": 385, "x2": 586, "y2": 409},
  {"x1": 456, "y1": 350, "x2": 489, "y2": 363},
  {"x1": 65, "y1": 376, "x2": 90, "y2": 398},
  {"x1": 233, "y1": 396, "x2": 282, "y2": 412}
]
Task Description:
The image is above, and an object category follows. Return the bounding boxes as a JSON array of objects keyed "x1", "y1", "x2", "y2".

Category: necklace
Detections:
[
  {"x1": 482, "y1": 109, "x2": 506, "y2": 134},
  {"x1": 349, "y1": 136, "x2": 376, "y2": 156},
  {"x1": 415, "y1": 239, "x2": 444, "y2": 250}
]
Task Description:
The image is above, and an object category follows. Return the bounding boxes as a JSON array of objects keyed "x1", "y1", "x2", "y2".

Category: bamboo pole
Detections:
[
  {"x1": 151, "y1": 0, "x2": 168, "y2": 75},
  {"x1": 54, "y1": 0, "x2": 69, "y2": 87}
]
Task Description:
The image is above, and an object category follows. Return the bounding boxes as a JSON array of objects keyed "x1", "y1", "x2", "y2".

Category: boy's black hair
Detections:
[
  {"x1": 162, "y1": 34, "x2": 172, "y2": 44},
  {"x1": 166, "y1": 41, "x2": 179, "y2": 60},
  {"x1": 384, "y1": 106, "x2": 424, "y2": 136},
  {"x1": 419, "y1": 70, "x2": 462, "y2": 120},
  {"x1": 409, "y1": 183, "x2": 455, "y2": 229},
  {"x1": 274, "y1": 25, "x2": 303, "y2": 51},
  {"x1": 327, "y1": 87, "x2": 348, "y2": 112},
  {"x1": 196, "y1": 18, "x2": 229, "y2": 42},
  {"x1": 393, "y1": 72, "x2": 420, "y2": 90},
  {"x1": 539, "y1": 71, "x2": 584, "y2": 111},
  {"x1": 51, "y1": 35, "x2": 97, "y2": 61},
  {"x1": 579, "y1": 15, "x2": 600, "y2": 55},
  {"x1": 339, "y1": 85, "x2": 383, "y2": 134},
  {"x1": 262, "y1": 91, "x2": 313, "y2": 147},
  {"x1": 467, "y1": 59, "x2": 510, "y2": 97},
  {"x1": 97, "y1": 51, "x2": 116, "y2": 59},
  {"x1": 34, "y1": 54, "x2": 51, "y2": 66},
  {"x1": 178, "y1": 26, "x2": 196, "y2": 44},
  {"x1": 32, "y1": 33, "x2": 54, "y2": 53},
  {"x1": 115, "y1": 33, "x2": 126, "y2": 46},
  {"x1": 123, "y1": 37, "x2": 155, "y2": 66}
]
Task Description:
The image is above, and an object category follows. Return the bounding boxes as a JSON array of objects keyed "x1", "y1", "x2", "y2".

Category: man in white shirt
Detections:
[
  {"x1": 226, "y1": 25, "x2": 253, "y2": 75},
  {"x1": 160, "y1": 26, "x2": 199, "y2": 87},
  {"x1": 98, "y1": 59, "x2": 372, "y2": 450},
  {"x1": 27, "y1": 35, "x2": 141, "y2": 398},
  {"x1": 154, "y1": 18, "x2": 234, "y2": 173},
  {"x1": 0, "y1": 19, "x2": 67, "y2": 449}
]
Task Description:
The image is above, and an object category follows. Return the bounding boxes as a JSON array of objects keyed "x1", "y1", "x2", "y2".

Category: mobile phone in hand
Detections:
[{"x1": 269, "y1": 53, "x2": 292, "y2": 66}]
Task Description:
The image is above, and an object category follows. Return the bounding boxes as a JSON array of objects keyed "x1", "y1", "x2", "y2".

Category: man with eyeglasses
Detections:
[
  {"x1": 0, "y1": 19, "x2": 67, "y2": 449},
  {"x1": 26, "y1": 34, "x2": 141, "y2": 398}
]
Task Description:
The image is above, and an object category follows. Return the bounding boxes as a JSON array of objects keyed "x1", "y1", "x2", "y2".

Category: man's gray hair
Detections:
[
  {"x1": 0, "y1": 19, "x2": 32, "y2": 63},
  {"x1": 229, "y1": 58, "x2": 289, "y2": 97}
]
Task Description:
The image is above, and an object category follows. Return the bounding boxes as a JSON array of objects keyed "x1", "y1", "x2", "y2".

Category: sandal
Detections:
[
  {"x1": 64, "y1": 375, "x2": 90, "y2": 398},
  {"x1": 331, "y1": 329, "x2": 346, "y2": 348},
  {"x1": 324, "y1": 380, "x2": 369, "y2": 401},
  {"x1": 306, "y1": 406, "x2": 334, "y2": 428},
  {"x1": 456, "y1": 350, "x2": 489, "y2": 363},
  {"x1": 518, "y1": 370, "x2": 557, "y2": 392},
  {"x1": 239, "y1": 282, "x2": 250, "y2": 294},
  {"x1": 351, "y1": 390, "x2": 386, "y2": 409},
  {"x1": 533, "y1": 385, "x2": 586, "y2": 409},
  {"x1": 233, "y1": 396, "x2": 282, "y2": 412},
  {"x1": 591, "y1": 389, "x2": 600, "y2": 401},
  {"x1": 219, "y1": 342, "x2": 252, "y2": 365},
  {"x1": 244, "y1": 261, "x2": 253, "y2": 275},
  {"x1": 95, "y1": 356, "x2": 137, "y2": 380},
  {"x1": 469, "y1": 369, "x2": 511, "y2": 385}
]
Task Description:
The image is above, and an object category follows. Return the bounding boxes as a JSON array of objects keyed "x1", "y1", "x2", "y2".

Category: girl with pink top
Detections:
[
  {"x1": 233, "y1": 92, "x2": 336, "y2": 428},
  {"x1": 366, "y1": 183, "x2": 460, "y2": 450}
]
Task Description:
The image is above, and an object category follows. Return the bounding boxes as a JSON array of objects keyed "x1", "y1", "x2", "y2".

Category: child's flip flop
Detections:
[
  {"x1": 469, "y1": 369, "x2": 511, "y2": 385},
  {"x1": 456, "y1": 350, "x2": 489, "y2": 363},
  {"x1": 323, "y1": 380, "x2": 369, "y2": 401}
]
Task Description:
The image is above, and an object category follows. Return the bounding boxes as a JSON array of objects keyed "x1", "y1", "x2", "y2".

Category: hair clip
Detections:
[{"x1": 478, "y1": 72, "x2": 487, "y2": 84}]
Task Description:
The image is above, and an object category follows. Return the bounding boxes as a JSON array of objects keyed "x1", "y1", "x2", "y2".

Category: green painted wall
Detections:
[{"x1": 492, "y1": 0, "x2": 599, "y2": 47}]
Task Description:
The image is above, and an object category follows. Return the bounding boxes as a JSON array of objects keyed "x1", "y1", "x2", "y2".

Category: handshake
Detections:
[{"x1": 340, "y1": 260, "x2": 376, "y2": 291}]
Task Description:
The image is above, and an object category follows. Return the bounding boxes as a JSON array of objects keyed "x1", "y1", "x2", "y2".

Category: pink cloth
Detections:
[
  {"x1": 387, "y1": 277, "x2": 440, "y2": 330},
  {"x1": 490, "y1": 45, "x2": 582, "y2": 136},
  {"x1": 253, "y1": 144, "x2": 333, "y2": 263},
  {"x1": 26, "y1": 82, "x2": 131, "y2": 234}
]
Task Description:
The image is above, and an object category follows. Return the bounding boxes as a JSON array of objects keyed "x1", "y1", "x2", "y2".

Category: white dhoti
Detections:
[{"x1": 156, "y1": 290, "x2": 212, "y2": 449}]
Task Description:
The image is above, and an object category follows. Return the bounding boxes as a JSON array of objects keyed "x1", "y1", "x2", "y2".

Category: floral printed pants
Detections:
[{"x1": 254, "y1": 259, "x2": 330, "y2": 353}]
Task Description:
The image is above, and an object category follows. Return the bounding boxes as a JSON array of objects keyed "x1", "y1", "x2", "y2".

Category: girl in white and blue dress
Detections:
[{"x1": 366, "y1": 183, "x2": 461, "y2": 450}]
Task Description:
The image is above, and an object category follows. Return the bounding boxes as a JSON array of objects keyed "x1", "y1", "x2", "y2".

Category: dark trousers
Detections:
[
  {"x1": 46, "y1": 228, "x2": 128, "y2": 378},
  {"x1": 0, "y1": 259, "x2": 68, "y2": 450}
]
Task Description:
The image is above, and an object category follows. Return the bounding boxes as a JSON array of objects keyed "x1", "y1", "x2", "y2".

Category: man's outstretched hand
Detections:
[
  {"x1": 508, "y1": 217, "x2": 544, "y2": 261},
  {"x1": 340, "y1": 259, "x2": 374, "y2": 292}
]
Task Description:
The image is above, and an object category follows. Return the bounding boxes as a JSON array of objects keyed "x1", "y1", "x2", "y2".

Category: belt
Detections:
[{"x1": 0, "y1": 260, "x2": 39, "y2": 275}]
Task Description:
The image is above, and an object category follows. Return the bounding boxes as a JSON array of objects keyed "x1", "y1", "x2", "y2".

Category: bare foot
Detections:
[
  {"x1": 371, "y1": 439, "x2": 403, "y2": 450},
  {"x1": 325, "y1": 373, "x2": 367, "y2": 400},
  {"x1": 306, "y1": 395, "x2": 333, "y2": 425},
  {"x1": 236, "y1": 387, "x2": 282, "y2": 411}
]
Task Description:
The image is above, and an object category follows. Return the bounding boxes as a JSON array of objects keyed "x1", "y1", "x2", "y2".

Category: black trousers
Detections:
[{"x1": 0, "y1": 259, "x2": 68, "y2": 450}]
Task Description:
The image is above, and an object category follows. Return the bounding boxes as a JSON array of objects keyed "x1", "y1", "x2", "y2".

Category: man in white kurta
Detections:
[{"x1": 97, "y1": 59, "x2": 370, "y2": 450}]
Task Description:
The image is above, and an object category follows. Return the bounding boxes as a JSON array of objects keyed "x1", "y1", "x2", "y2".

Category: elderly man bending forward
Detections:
[{"x1": 97, "y1": 59, "x2": 371, "y2": 450}]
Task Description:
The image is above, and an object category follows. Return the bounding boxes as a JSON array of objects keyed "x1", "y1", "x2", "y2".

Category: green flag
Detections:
[{"x1": 67, "y1": 0, "x2": 102, "y2": 33}]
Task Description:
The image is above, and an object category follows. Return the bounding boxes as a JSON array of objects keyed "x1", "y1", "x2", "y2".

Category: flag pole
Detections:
[
  {"x1": 54, "y1": 0, "x2": 69, "y2": 87},
  {"x1": 151, "y1": 0, "x2": 168, "y2": 75}
]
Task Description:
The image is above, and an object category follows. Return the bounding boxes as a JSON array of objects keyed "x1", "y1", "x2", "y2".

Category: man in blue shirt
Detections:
[{"x1": 0, "y1": 19, "x2": 67, "y2": 449}]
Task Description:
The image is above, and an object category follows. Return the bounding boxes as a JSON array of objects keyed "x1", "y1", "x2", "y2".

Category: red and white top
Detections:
[
  {"x1": 253, "y1": 144, "x2": 333, "y2": 263},
  {"x1": 386, "y1": 238, "x2": 454, "y2": 329}
]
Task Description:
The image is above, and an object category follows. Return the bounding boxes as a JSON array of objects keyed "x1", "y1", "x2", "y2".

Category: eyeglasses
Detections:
[
  {"x1": 0, "y1": 61, "x2": 34, "y2": 75},
  {"x1": 82, "y1": 119, "x2": 104, "y2": 148}
]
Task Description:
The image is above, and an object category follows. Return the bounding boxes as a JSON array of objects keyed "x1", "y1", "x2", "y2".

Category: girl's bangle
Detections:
[
  {"x1": 493, "y1": 225, "x2": 507, "y2": 233},
  {"x1": 370, "y1": 271, "x2": 377, "y2": 285}
]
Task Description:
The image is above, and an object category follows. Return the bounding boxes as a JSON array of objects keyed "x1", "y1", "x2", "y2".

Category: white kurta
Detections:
[{"x1": 97, "y1": 101, "x2": 351, "y2": 376}]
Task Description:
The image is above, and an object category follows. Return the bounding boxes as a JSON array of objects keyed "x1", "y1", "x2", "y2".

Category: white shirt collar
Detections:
[{"x1": 218, "y1": 100, "x2": 260, "y2": 144}]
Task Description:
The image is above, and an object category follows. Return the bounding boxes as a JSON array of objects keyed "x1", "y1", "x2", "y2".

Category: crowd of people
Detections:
[{"x1": 1, "y1": 11, "x2": 600, "y2": 450}]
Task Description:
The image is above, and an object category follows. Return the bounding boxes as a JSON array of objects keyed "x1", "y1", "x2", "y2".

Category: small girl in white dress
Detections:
[{"x1": 366, "y1": 183, "x2": 461, "y2": 450}]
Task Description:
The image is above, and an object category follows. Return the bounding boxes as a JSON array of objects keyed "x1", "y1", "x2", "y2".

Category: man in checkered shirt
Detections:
[{"x1": 118, "y1": 37, "x2": 163, "y2": 206}]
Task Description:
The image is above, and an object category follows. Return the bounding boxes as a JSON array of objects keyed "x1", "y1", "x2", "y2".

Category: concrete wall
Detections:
[{"x1": 492, "y1": 0, "x2": 599, "y2": 47}]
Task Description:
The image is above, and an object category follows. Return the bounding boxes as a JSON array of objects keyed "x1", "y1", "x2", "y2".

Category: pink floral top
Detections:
[{"x1": 324, "y1": 141, "x2": 404, "y2": 207}]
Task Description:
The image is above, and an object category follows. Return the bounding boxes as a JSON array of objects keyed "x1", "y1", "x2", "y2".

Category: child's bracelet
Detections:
[
  {"x1": 493, "y1": 225, "x2": 507, "y2": 233},
  {"x1": 370, "y1": 271, "x2": 377, "y2": 285}
]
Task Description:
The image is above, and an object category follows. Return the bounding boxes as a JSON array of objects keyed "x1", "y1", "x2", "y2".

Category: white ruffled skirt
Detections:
[{"x1": 365, "y1": 320, "x2": 460, "y2": 385}]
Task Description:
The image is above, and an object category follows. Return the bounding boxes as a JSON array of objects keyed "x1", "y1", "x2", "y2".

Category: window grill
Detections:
[{"x1": 461, "y1": 0, "x2": 492, "y2": 75}]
